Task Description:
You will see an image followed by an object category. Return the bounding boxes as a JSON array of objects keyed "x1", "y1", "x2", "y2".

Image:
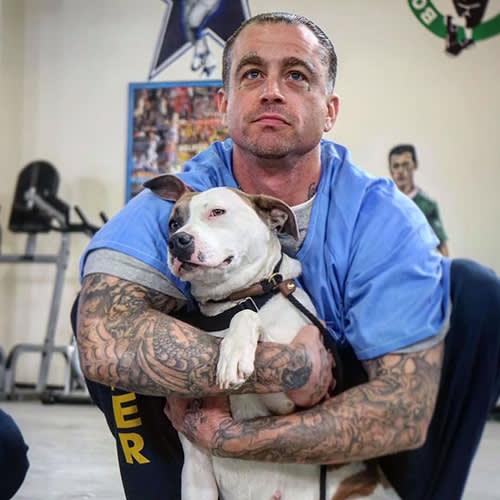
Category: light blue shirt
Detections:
[{"x1": 80, "y1": 139, "x2": 450, "y2": 360}]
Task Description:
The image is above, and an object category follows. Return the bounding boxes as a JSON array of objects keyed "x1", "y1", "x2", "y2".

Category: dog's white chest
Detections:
[{"x1": 213, "y1": 460, "x2": 322, "y2": 500}]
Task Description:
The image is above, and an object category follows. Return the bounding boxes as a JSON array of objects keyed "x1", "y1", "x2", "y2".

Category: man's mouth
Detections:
[{"x1": 253, "y1": 113, "x2": 290, "y2": 126}]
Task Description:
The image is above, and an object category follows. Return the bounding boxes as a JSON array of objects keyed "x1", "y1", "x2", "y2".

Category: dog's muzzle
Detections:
[{"x1": 168, "y1": 231, "x2": 195, "y2": 261}]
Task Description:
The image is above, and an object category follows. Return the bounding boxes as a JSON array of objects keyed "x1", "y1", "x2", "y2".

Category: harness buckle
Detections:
[{"x1": 267, "y1": 272, "x2": 283, "y2": 289}]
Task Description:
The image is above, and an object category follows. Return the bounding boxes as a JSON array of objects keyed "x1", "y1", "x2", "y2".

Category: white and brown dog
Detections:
[{"x1": 145, "y1": 174, "x2": 399, "y2": 500}]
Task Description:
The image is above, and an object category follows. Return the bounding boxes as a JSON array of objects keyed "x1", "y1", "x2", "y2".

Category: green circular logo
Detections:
[{"x1": 408, "y1": 0, "x2": 500, "y2": 42}]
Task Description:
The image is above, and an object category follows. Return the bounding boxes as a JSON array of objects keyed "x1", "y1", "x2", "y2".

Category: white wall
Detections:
[{"x1": 1, "y1": 0, "x2": 499, "y2": 383}]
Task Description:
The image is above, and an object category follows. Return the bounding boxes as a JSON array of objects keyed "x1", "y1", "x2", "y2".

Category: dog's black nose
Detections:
[
  {"x1": 168, "y1": 232, "x2": 194, "y2": 260},
  {"x1": 170, "y1": 232, "x2": 193, "y2": 248}
]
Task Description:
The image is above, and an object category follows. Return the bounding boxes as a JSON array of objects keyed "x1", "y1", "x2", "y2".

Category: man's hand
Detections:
[
  {"x1": 286, "y1": 325, "x2": 334, "y2": 407},
  {"x1": 165, "y1": 396, "x2": 232, "y2": 451}
]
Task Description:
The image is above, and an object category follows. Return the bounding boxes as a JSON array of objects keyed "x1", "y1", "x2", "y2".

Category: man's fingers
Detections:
[
  {"x1": 329, "y1": 351, "x2": 335, "y2": 368},
  {"x1": 164, "y1": 396, "x2": 190, "y2": 422}
]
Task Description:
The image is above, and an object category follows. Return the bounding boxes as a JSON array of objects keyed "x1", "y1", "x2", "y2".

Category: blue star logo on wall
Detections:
[{"x1": 149, "y1": 0, "x2": 251, "y2": 80}]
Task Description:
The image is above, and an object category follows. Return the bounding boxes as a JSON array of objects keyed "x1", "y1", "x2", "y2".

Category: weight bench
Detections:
[{"x1": 0, "y1": 160, "x2": 104, "y2": 403}]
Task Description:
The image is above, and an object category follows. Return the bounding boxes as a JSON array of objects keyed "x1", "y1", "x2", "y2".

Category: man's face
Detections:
[
  {"x1": 217, "y1": 23, "x2": 338, "y2": 160},
  {"x1": 389, "y1": 152, "x2": 416, "y2": 194}
]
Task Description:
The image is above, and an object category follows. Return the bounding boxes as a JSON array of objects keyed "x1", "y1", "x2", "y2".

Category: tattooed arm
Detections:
[
  {"x1": 77, "y1": 272, "x2": 331, "y2": 402},
  {"x1": 165, "y1": 341, "x2": 444, "y2": 463}
]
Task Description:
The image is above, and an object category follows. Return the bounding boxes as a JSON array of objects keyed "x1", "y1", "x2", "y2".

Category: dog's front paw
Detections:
[{"x1": 217, "y1": 309, "x2": 262, "y2": 389}]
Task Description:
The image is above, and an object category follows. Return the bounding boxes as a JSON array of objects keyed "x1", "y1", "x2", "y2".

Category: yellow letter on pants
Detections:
[{"x1": 112, "y1": 390, "x2": 151, "y2": 464}]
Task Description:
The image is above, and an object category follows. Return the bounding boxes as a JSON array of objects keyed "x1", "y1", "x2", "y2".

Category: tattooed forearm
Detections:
[
  {"x1": 204, "y1": 343, "x2": 444, "y2": 464},
  {"x1": 77, "y1": 273, "x2": 211, "y2": 395},
  {"x1": 77, "y1": 273, "x2": 311, "y2": 397}
]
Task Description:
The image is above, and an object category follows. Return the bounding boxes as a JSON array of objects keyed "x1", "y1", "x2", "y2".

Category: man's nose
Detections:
[{"x1": 260, "y1": 76, "x2": 285, "y2": 103}]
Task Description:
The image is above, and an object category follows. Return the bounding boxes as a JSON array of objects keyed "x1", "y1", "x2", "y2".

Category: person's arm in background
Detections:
[
  {"x1": 77, "y1": 272, "x2": 332, "y2": 405},
  {"x1": 427, "y1": 202, "x2": 449, "y2": 257},
  {"x1": 165, "y1": 341, "x2": 443, "y2": 464}
]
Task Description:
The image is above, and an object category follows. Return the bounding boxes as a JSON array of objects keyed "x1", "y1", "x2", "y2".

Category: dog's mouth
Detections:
[
  {"x1": 179, "y1": 261, "x2": 198, "y2": 272},
  {"x1": 174, "y1": 255, "x2": 234, "y2": 275}
]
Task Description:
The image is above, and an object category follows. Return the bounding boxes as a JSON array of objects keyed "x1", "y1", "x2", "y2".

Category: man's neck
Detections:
[{"x1": 233, "y1": 148, "x2": 322, "y2": 206}]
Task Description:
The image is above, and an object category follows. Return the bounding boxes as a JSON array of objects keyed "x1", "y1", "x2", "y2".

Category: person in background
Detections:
[{"x1": 388, "y1": 144, "x2": 449, "y2": 256}]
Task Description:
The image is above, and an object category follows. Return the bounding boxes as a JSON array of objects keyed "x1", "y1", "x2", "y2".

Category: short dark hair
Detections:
[
  {"x1": 388, "y1": 144, "x2": 417, "y2": 164},
  {"x1": 222, "y1": 12, "x2": 337, "y2": 94}
]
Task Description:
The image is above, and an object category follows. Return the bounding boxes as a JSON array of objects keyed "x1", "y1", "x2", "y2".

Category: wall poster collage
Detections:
[{"x1": 126, "y1": 80, "x2": 228, "y2": 201}]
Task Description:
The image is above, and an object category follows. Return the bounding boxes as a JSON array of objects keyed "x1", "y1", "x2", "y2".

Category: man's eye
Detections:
[
  {"x1": 210, "y1": 208, "x2": 226, "y2": 217},
  {"x1": 244, "y1": 69, "x2": 261, "y2": 80},
  {"x1": 289, "y1": 71, "x2": 305, "y2": 81}
]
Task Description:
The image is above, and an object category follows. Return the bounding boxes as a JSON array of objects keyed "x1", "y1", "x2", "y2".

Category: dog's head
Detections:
[{"x1": 144, "y1": 174, "x2": 298, "y2": 293}]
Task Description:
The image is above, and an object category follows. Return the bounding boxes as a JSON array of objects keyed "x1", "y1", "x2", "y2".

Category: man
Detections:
[
  {"x1": 388, "y1": 144, "x2": 449, "y2": 256},
  {"x1": 76, "y1": 12, "x2": 500, "y2": 500}
]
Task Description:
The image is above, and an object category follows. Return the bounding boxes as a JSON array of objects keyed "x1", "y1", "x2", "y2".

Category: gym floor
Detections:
[{"x1": 3, "y1": 401, "x2": 500, "y2": 500}]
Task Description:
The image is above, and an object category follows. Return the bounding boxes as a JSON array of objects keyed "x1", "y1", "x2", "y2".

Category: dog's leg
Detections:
[
  {"x1": 217, "y1": 309, "x2": 262, "y2": 389},
  {"x1": 179, "y1": 433, "x2": 219, "y2": 500},
  {"x1": 218, "y1": 309, "x2": 296, "y2": 415}
]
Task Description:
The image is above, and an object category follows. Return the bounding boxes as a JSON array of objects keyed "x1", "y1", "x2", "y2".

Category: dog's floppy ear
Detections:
[
  {"x1": 143, "y1": 174, "x2": 193, "y2": 201},
  {"x1": 249, "y1": 194, "x2": 299, "y2": 240}
]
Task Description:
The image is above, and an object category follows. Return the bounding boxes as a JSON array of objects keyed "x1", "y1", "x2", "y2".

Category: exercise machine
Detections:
[{"x1": 0, "y1": 160, "x2": 106, "y2": 403}]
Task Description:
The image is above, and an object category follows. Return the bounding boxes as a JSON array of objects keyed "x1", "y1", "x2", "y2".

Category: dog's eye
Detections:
[
  {"x1": 210, "y1": 208, "x2": 226, "y2": 217},
  {"x1": 169, "y1": 219, "x2": 180, "y2": 231}
]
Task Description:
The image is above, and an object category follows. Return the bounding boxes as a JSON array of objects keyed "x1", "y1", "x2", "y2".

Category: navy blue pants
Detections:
[
  {"x1": 73, "y1": 258, "x2": 500, "y2": 500},
  {"x1": 0, "y1": 409, "x2": 29, "y2": 499},
  {"x1": 380, "y1": 258, "x2": 500, "y2": 499}
]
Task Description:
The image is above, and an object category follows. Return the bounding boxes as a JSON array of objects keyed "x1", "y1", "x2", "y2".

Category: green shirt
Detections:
[{"x1": 411, "y1": 188, "x2": 448, "y2": 243}]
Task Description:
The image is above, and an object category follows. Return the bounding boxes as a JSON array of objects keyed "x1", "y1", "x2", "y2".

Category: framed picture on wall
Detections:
[{"x1": 126, "y1": 80, "x2": 228, "y2": 201}]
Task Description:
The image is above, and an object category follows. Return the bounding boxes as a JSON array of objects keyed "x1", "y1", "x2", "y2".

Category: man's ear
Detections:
[
  {"x1": 246, "y1": 193, "x2": 299, "y2": 240},
  {"x1": 216, "y1": 88, "x2": 228, "y2": 125},
  {"x1": 323, "y1": 94, "x2": 339, "y2": 133},
  {"x1": 143, "y1": 174, "x2": 193, "y2": 201}
]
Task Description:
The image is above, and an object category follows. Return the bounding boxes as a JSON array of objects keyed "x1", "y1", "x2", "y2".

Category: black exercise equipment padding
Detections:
[{"x1": 9, "y1": 161, "x2": 69, "y2": 233}]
